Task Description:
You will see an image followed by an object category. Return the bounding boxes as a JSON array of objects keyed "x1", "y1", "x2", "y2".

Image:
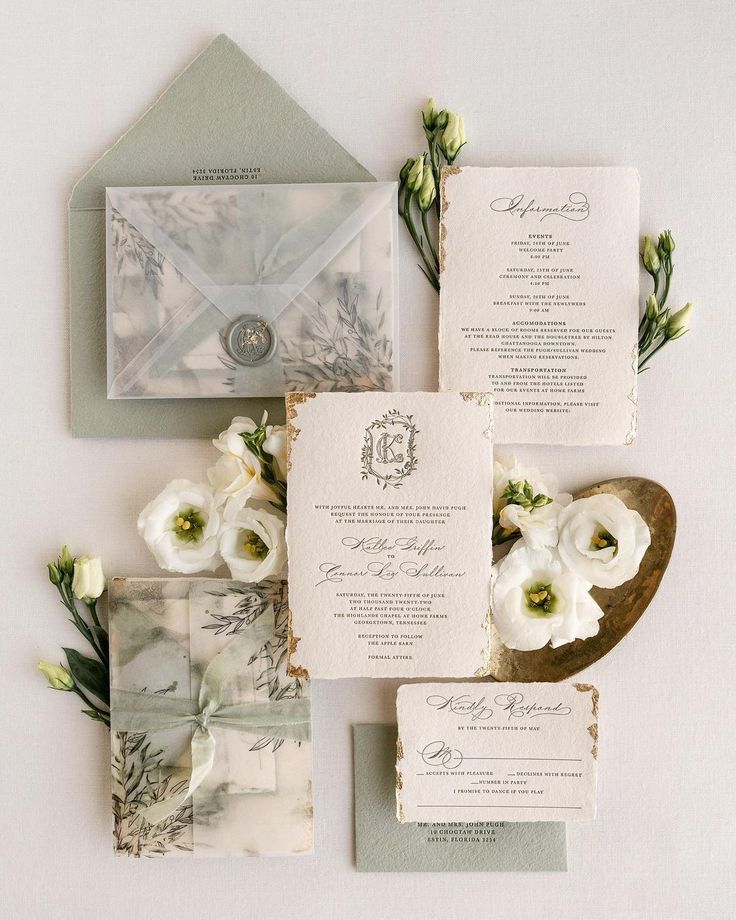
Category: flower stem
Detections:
[
  {"x1": 428, "y1": 136, "x2": 442, "y2": 221},
  {"x1": 638, "y1": 337, "x2": 669, "y2": 371},
  {"x1": 660, "y1": 263, "x2": 672, "y2": 309},
  {"x1": 421, "y1": 209, "x2": 440, "y2": 272},
  {"x1": 72, "y1": 685, "x2": 110, "y2": 726},
  {"x1": 401, "y1": 187, "x2": 439, "y2": 291},
  {"x1": 58, "y1": 585, "x2": 107, "y2": 664},
  {"x1": 492, "y1": 524, "x2": 520, "y2": 547}
]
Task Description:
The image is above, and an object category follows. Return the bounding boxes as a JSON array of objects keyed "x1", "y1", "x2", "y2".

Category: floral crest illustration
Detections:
[{"x1": 361, "y1": 410, "x2": 418, "y2": 489}]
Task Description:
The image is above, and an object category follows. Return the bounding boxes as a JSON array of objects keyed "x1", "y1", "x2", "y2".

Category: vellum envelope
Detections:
[
  {"x1": 106, "y1": 183, "x2": 398, "y2": 399},
  {"x1": 70, "y1": 33, "x2": 376, "y2": 437},
  {"x1": 109, "y1": 578, "x2": 312, "y2": 858}
]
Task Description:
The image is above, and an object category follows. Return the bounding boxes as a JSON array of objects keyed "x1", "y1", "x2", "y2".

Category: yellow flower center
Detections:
[
  {"x1": 525, "y1": 582, "x2": 555, "y2": 616},
  {"x1": 590, "y1": 529, "x2": 618, "y2": 553},
  {"x1": 242, "y1": 529, "x2": 269, "y2": 560},
  {"x1": 172, "y1": 508, "x2": 206, "y2": 544}
]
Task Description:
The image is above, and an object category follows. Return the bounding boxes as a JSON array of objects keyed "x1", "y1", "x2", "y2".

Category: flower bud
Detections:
[
  {"x1": 666, "y1": 302, "x2": 693, "y2": 340},
  {"x1": 645, "y1": 293, "x2": 659, "y2": 321},
  {"x1": 439, "y1": 113, "x2": 466, "y2": 163},
  {"x1": 418, "y1": 167, "x2": 437, "y2": 212},
  {"x1": 38, "y1": 661, "x2": 74, "y2": 691},
  {"x1": 406, "y1": 156, "x2": 425, "y2": 194},
  {"x1": 72, "y1": 555, "x2": 106, "y2": 601},
  {"x1": 58, "y1": 545, "x2": 74, "y2": 577},
  {"x1": 658, "y1": 229, "x2": 675, "y2": 256},
  {"x1": 422, "y1": 97, "x2": 438, "y2": 132},
  {"x1": 642, "y1": 236, "x2": 661, "y2": 274},
  {"x1": 435, "y1": 109, "x2": 449, "y2": 129},
  {"x1": 47, "y1": 562, "x2": 62, "y2": 586},
  {"x1": 399, "y1": 157, "x2": 413, "y2": 185}
]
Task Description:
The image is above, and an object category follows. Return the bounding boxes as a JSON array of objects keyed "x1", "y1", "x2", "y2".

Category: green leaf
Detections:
[
  {"x1": 93, "y1": 624, "x2": 109, "y2": 655},
  {"x1": 82, "y1": 709, "x2": 104, "y2": 722},
  {"x1": 63, "y1": 647, "x2": 109, "y2": 705}
]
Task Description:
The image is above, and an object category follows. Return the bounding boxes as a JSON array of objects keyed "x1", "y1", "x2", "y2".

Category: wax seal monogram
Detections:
[{"x1": 225, "y1": 315, "x2": 277, "y2": 366}]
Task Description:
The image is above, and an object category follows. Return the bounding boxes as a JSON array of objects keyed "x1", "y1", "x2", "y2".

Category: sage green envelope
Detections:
[
  {"x1": 353, "y1": 725, "x2": 567, "y2": 872},
  {"x1": 69, "y1": 34, "x2": 373, "y2": 438}
]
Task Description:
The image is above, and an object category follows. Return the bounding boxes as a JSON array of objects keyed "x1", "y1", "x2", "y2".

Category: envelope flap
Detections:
[
  {"x1": 108, "y1": 183, "x2": 396, "y2": 325},
  {"x1": 70, "y1": 34, "x2": 373, "y2": 211}
]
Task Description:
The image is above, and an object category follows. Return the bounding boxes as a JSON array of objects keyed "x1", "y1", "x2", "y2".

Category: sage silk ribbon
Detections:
[{"x1": 110, "y1": 629, "x2": 311, "y2": 826}]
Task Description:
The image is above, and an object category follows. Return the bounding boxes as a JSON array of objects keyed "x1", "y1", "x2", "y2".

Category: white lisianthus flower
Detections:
[
  {"x1": 212, "y1": 415, "x2": 261, "y2": 455},
  {"x1": 209, "y1": 416, "x2": 280, "y2": 505},
  {"x1": 493, "y1": 454, "x2": 569, "y2": 517},
  {"x1": 499, "y1": 497, "x2": 571, "y2": 550},
  {"x1": 71, "y1": 555, "x2": 106, "y2": 601},
  {"x1": 137, "y1": 479, "x2": 221, "y2": 574},
  {"x1": 492, "y1": 544, "x2": 604, "y2": 651},
  {"x1": 557, "y1": 494, "x2": 651, "y2": 589},
  {"x1": 263, "y1": 425, "x2": 288, "y2": 482},
  {"x1": 219, "y1": 501, "x2": 286, "y2": 583}
]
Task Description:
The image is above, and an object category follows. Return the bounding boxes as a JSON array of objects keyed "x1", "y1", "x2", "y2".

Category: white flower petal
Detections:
[
  {"x1": 219, "y1": 504, "x2": 287, "y2": 583},
  {"x1": 492, "y1": 543, "x2": 602, "y2": 651},
  {"x1": 558, "y1": 494, "x2": 651, "y2": 588},
  {"x1": 137, "y1": 479, "x2": 222, "y2": 575}
]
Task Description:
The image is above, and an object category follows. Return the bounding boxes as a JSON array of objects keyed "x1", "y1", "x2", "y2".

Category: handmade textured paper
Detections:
[
  {"x1": 109, "y1": 577, "x2": 312, "y2": 857},
  {"x1": 286, "y1": 391, "x2": 493, "y2": 678},
  {"x1": 396, "y1": 682, "x2": 598, "y2": 823},
  {"x1": 69, "y1": 34, "x2": 374, "y2": 437},
  {"x1": 440, "y1": 166, "x2": 639, "y2": 445},
  {"x1": 354, "y1": 724, "x2": 566, "y2": 871}
]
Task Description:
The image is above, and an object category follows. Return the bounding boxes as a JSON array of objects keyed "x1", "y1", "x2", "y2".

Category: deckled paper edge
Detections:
[
  {"x1": 458, "y1": 392, "x2": 495, "y2": 676},
  {"x1": 573, "y1": 682, "x2": 599, "y2": 759},
  {"x1": 438, "y1": 165, "x2": 461, "y2": 274},
  {"x1": 285, "y1": 392, "x2": 316, "y2": 678},
  {"x1": 625, "y1": 342, "x2": 639, "y2": 445},
  {"x1": 437, "y1": 166, "x2": 461, "y2": 392},
  {"x1": 395, "y1": 733, "x2": 405, "y2": 823}
]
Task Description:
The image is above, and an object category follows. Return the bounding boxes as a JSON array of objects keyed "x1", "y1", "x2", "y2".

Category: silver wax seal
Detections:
[{"x1": 225, "y1": 315, "x2": 277, "y2": 366}]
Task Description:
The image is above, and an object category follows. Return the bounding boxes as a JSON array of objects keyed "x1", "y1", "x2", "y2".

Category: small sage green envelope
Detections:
[
  {"x1": 354, "y1": 725, "x2": 567, "y2": 872},
  {"x1": 69, "y1": 34, "x2": 373, "y2": 438}
]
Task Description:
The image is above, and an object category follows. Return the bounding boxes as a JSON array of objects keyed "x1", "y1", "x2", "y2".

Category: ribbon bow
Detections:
[{"x1": 111, "y1": 624, "x2": 310, "y2": 826}]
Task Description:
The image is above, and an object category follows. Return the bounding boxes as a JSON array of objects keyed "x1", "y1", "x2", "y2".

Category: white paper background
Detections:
[{"x1": 2, "y1": 2, "x2": 734, "y2": 918}]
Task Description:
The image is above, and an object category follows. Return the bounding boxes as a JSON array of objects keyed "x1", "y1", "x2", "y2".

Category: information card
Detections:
[{"x1": 440, "y1": 166, "x2": 639, "y2": 445}]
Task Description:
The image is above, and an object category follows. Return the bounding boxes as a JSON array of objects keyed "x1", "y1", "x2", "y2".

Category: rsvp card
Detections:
[
  {"x1": 355, "y1": 724, "x2": 567, "y2": 871},
  {"x1": 440, "y1": 166, "x2": 639, "y2": 445},
  {"x1": 396, "y1": 682, "x2": 598, "y2": 823},
  {"x1": 286, "y1": 392, "x2": 493, "y2": 678}
]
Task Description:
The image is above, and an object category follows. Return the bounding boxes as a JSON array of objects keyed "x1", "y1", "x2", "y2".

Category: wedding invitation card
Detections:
[
  {"x1": 286, "y1": 391, "x2": 494, "y2": 678},
  {"x1": 396, "y1": 682, "x2": 598, "y2": 823},
  {"x1": 440, "y1": 166, "x2": 639, "y2": 445},
  {"x1": 354, "y1": 724, "x2": 567, "y2": 871}
]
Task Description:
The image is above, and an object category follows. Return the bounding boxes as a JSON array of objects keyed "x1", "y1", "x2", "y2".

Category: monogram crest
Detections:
[{"x1": 361, "y1": 410, "x2": 418, "y2": 489}]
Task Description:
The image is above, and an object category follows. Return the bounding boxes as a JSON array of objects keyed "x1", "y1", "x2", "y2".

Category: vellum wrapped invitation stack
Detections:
[{"x1": 109, "y1": 577, "x2": 312, "y2": 857}]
